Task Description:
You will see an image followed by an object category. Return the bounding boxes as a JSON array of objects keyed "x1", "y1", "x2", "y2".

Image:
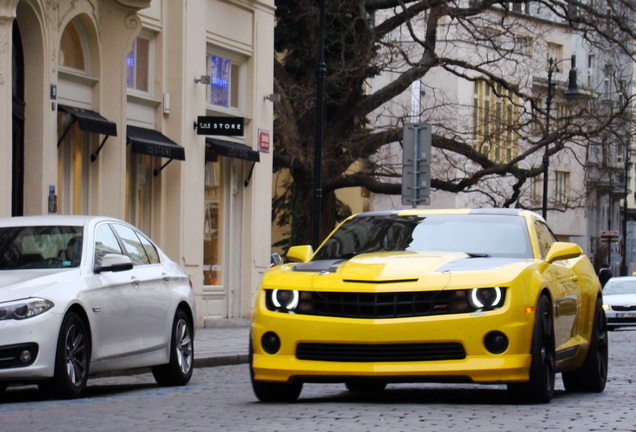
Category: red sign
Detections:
[{"x1": 258, "y1": 129, "x2": 270, "y2": 153}]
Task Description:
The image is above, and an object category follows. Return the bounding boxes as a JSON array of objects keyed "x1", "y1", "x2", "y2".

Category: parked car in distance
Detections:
[
  {"x1": 270, "y1": 252, "x2": 283, "y2": 268},
  {"x1": 250, "y1": 208, "x2": 607, "y2": 404},
  {"x1": 0, "y1": 215, "x2": 196, "y2": 399},
  {"x1": 603, "y1": 276, "x2": 636, "y2": 330}
]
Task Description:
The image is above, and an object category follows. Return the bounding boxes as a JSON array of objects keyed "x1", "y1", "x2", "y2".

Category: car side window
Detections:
[
  {"x1": 94, "y1": 224, "x2": 124, "y2": 267},
  {"x1": 137, "y1": 232, "x2": 160, "y2": 264},
  {"x1": 535, "y1": 221, "x2": 556, "y2": 259},
  {"x1": 111, "y1": 224, "x2": 150, "y2": 266}
]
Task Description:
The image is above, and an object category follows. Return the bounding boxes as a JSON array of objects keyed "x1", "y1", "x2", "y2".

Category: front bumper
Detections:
[
  {"x1": 0, "y1": 312, "x2": 63, "y2": 382},
  {"x1": 251, "y1": 306, "x2": 534, "y2": 385}
]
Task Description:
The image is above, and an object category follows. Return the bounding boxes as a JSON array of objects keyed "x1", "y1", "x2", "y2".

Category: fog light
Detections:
[
  {"x1": 484, "y1": 331, "x2": 509, "y2": 354},
  {"x1": 261, "y1": 332, "x2": 281, "y2": 354},
  {"x1": 19, "y1": 349, "x2": 33, "y2": 364}
]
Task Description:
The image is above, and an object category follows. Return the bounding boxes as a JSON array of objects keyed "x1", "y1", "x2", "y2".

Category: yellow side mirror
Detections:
[
  {"x1": 545, "y1": 242, "x2": 583, "y2": 263},
  {"x1": 286, "y1": 245, "x2": 314, "y2": 263}
]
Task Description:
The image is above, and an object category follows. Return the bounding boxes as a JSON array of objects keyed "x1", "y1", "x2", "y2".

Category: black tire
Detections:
[
  {"x1": 249, "y1": 337, "x2": 302, "y2": 402},
  {"x1": 345, "y1": 380, "x2": 387, "y2": 392},
  {"x1": 152, "y1": 309, "x2": 194, "y2": 386},
  {"x1": 508, "y1": 295, "x2": 555, "y2": 403},
  {"x1": 40, "y1": 311, "x2": 90, "y2": 399},
  {"x1": 562, "y1": 297, "x2": 608, "y2": 393}
]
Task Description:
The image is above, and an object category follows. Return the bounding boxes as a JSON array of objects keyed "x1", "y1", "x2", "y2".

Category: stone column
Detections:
[{"x1": 0, "y1": 1, "x2": 17, "y2": 217}]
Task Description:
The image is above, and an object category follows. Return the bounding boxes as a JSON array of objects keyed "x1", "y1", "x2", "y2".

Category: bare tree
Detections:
[{"x1": 272, "y1": 0, "x2": 636, "y2": 247}]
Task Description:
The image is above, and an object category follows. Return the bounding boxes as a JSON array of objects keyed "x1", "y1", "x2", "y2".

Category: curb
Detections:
[{"x1": 194, "y1": 354, "x2": 250, "y2": 368}]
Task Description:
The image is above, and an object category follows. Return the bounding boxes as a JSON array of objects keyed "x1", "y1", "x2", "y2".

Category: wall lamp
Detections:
[
  {"x1": 264, "y1": 93, "x2": 281, "y2": 103},
  {"x1": 195, "y1": 75, "x2": 211, "y2": 85}
]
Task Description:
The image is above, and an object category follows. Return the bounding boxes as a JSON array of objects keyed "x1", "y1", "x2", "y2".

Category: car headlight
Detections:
[
  {"x1": 467, "y1": 287, "x2": 504, "y2": 311},
  {"x1": 0, "y1": 298, "x2": 55, "y2": 320},
  {"x1": 271, "y1": 289, "x2": 299, "y2": 311}
]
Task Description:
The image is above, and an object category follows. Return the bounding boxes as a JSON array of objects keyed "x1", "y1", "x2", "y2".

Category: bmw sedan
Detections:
[
  {"x1": 0, "y1": 215, "x2": 196, "y2": 398},
  {"x1": 603, "y1": 276, "x2": 636, "y2": 330},
  {"x1": 250, "y1": 208, "x2": 607, "y2": 403}
]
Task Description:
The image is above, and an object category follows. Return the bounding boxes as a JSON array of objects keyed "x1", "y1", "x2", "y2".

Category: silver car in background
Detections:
[
  {"x1": 603, "y1": 276, "x2": 636, "y2": 330},
  {"x1": 0, "y1": 215, "x2": 196, "y2": 398}
]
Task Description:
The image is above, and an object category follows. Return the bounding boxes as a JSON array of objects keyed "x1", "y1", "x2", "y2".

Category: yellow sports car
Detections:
[{"x1": 250, "y1": 208, "x2": 607, "y2": 403}]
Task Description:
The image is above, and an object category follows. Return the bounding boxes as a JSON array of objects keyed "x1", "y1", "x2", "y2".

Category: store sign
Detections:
[
  {"x1": 258, "y1": 129, "x2": 270, "y2": 153},
  {"x1": 197, "y1": 116, "x2": 244, "y2": 136}
]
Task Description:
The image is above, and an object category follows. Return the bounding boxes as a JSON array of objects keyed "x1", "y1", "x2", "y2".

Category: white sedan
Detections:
[
  {"x1": 603, "y1": 276, "x2": 636, "y2": 330},
  {"x1": 0, "y1": 215, "x2": 196, "y2": 398}
]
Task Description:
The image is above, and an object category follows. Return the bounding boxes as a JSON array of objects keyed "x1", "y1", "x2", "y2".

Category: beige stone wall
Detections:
[{"x1": 1, "y1": 0, "x2": 275, "y2": 327}]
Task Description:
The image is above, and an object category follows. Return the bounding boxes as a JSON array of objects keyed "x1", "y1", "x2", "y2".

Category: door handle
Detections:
[
  {"x1": 162, "y1": 273, "x2": 170, "y2": 284},
  {"x1": 131, "y1": 277, "x2": 140, "y2": 288}
]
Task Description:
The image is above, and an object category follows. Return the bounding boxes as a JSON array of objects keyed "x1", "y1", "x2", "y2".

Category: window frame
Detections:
[
  {"x1": 126, "y1": 30, "x2": 155, "y2": 97},
  {"x1": 206, "y1": 46, "x2": 246, "y2": 116}
]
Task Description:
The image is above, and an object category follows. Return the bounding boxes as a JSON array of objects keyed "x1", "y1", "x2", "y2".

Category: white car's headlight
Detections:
[{"x1": 0, "y1": 298, "x2": 54, "y2": 320}]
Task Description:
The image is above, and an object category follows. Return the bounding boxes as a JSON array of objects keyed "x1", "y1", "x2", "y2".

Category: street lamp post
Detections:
[
  {"x1": 312, "y1": 0, "x2": 326, "y2": 249},
  {"x1": 621, "y1": 146, "x2": 631, "y2": 276},
  {"x1": 542, "y1": 55, "x2": 583, "y2": 220}
]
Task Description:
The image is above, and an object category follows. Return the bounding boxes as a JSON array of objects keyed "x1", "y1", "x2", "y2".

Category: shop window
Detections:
[
  {"x1": 204, "y1": 156, "x2": 223, "y2": 286},
  {"x1": 126, "y1": 151, "x2": 155, "y2": 235},
  {"x1": 126, "y1": 34, "x2": 152, "y2": 93},
  {"x1": 207, "y1": 48, "x2": 244, "y2": 114}
]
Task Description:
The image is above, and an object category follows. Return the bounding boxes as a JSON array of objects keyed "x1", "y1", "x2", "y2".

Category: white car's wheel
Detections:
[
  {"x1": 152, "y1": 309, "x2": 194, "y2": 386},
  {"x1": 40, "y1": 311, "x2": 90, "y2": 399}
]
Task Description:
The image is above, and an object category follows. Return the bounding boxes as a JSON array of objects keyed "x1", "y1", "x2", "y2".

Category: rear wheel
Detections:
[
  {"x1": 152, "y1": 309, "x2": 194, "y2": 386},
  {"x1": 39, "y1": 311, "x2": 90, "y2": 399},
  {"x1": 562, "y1": 297, "x2": 608, "y2": 393},
  {"x1": 508, "y1": 295, "x2": 555, "y2": 403}
]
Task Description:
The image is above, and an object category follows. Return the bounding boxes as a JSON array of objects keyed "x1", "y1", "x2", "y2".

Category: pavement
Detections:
[{"x1": 193, "y1": 319, "x2": 251, "y2": 368}]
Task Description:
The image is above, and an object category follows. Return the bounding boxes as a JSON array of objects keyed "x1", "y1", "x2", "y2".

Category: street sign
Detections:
[
  {"x1": 601, "y1": 230, "x2": 619, "y2": 243},
  {"x1": 196, "y1": 116, "x2": 244, "y2": 136},
  {"x1": 402, "y1": 123, "x2": 432, "y2": 207}
]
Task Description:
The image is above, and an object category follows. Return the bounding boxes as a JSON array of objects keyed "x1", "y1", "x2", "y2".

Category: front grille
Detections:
[
  {"x1": 611, "y1": 305, "x2": 636, "y2": 311},
  {"x1": 308, "y1": 291, "x2": 459, "y2": 319},
  {"x1": 296, "y1": 342, "x2": 466, "y2": 362}
]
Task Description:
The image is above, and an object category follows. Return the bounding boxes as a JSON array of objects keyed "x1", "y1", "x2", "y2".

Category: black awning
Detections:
[
  {"x1": 127, "y1": 126, "x2": 185, "y2": 161},
  {"x1": 58, "y1": 104, "x2": 117, "y2": 137},
  {"x1": 205, "y1": 138, "x2": 260, "y2": 162}
]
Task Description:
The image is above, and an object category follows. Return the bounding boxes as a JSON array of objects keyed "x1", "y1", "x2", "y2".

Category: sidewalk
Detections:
[{"x1": 193, "y1": 319, "x2": 250, "y2": 368}]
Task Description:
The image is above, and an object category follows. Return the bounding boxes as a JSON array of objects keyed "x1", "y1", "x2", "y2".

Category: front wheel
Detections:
[
  {"x1": 40, "y1": 311, "x2": 90, "y2": 399},
  {"x1": 152, "y1": 309, "x2": 194, "y2": 386},
  {"x1": 562, "y1": 297, "x2": 608, "y2": 393},
  {"x1": 508, "y1": 295, "x2": 555, "y2": 403}
]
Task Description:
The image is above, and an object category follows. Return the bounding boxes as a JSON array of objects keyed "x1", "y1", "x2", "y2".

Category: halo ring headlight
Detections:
[
  {"x1": 469, "y1": 287, "x2": 502, "y2": 310},
  {"x1": 271, "y1": 289, "x2": 299, "y2": 311}
]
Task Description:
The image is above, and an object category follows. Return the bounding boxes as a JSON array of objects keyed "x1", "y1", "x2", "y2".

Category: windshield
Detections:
[
  {"x1": 604, "y1": 279, "x2": 636, "y2": 295},
  {"x1": 313, "y1": 214, "x2": 533, "y2": 260},
  {"x1": 0, "y1": 226, "x2": 84, "y2": 270}
]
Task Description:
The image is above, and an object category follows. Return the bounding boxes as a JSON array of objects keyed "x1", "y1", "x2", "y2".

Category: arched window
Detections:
[{"x1": 59, "y1": 19, "x2": 87, "y2": 73}]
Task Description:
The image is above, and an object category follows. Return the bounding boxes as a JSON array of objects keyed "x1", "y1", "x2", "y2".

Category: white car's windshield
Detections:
[
  {"x1": 604, "y1": 280, "x2": 636, "y2": 295},
  {"x1": 0, "y1": 226, "x2": 84, "y2": 270},
  {"x1": 314, "y1": 214, "x2": 533, "y2": 260}
]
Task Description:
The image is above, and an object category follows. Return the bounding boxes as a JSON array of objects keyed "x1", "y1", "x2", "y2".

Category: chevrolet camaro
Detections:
[
  {"x1": 0, "y1": 215, "x2": 196, "y2": 398},
  {"x1": 250, "y1": 208, "x2": 607, "y2": 403}
]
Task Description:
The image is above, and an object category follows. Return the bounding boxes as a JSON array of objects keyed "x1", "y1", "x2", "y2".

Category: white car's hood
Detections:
[
  {"x1": 605, "y1": 293, "x2": 636, "y2": 306},
  {"x1": 0, "y1": 269, "x2": 81, "y2": 301}
]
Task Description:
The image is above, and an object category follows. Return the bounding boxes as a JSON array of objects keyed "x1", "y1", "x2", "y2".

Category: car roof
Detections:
[
  {"x1": 0, "y1": 215, "x2": 124, "y2": 227},
  {"x1": 352, "y1": 208, "x2": 540, "y2": 219}
]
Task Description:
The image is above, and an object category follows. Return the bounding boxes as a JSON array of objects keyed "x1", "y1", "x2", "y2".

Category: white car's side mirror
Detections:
[{"x1": 94, "y1": 254, "x2": 134, "y2": 274}]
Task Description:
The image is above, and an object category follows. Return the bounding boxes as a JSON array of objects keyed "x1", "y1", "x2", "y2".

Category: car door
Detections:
[
  {"x1": 83, "y1": 222, "x2": 139, "y2": 364},
  {"x1": 110, "y1": 223, "x2": 173, "y2": 355},
  {"x1": 535, "y1": 221, "x2": 580, "y2": 351}
]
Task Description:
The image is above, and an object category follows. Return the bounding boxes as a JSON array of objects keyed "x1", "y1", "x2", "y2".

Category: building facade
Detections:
[{"x1": 1, "y1": 0, "x2": 275, "y2": 327}]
